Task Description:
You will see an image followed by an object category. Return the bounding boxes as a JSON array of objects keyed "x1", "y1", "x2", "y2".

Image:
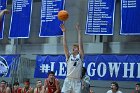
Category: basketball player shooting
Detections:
[{"x1": 60, "y1": 23, "x2": 84, "y2": 93}]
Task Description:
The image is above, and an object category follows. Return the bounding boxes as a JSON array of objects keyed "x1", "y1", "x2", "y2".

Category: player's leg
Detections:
[
  {"x1": 72, "y1": 80, "x2": 81, "y2": 93},
  {"x1": 62, "y1": 78, "x2": 72, "y2": 93}
]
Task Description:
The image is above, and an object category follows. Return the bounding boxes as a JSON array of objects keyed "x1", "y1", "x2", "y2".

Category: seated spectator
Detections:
[
  {"x1": 106, "y1": 82, "x2": 123, "y2": 93},
  {"x1": 34, "y1": 80, "x2": 45, "y2": 93},
  {"x1": 0, "y1": 80, "x2": 11, "y2": 93},
  {"x1": 44, "y1": 71, "x2": 61, "y2": 93},
  {"x1": 21, "y1": 79, "x2": 33, "y2": 93},
  {"x1": 132, "y1": 83, "x2": 140, "y2": 93},
  {"x1": 12, "y1": 81, "x2": 22, "y2": 93}
]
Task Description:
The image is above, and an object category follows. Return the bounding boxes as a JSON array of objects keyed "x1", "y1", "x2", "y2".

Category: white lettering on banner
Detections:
[
  {"x1": 39, "y1": 62, "x2": 140, "y2": 79},
  {"x1": 123, "y1": 63, "x2": 135, "y2": 78},
  {"x1": 137, "y1": 63, "x2": 140, "y2": 78},
  {"x1": 83, "y1": 63, "x2": 85, "y2": 67},
  {"x1": 108, "y1": 63, "x2": 121, "y2": 77},
  {"x1": 40, "y1": 64, "x2": 50, "y2": 73},
  {"x1": 87, "y1": 62, "x2": 96, "y2": 76},
  {"x1": 97, "y1": 62, "x2": 106, "y2": 77},
  {"x1": 50, "y1": 62, "x2": 57, "y2": 75},
  {"x1": 58, "y1": 62, "x2": 66, "y2": 76}
]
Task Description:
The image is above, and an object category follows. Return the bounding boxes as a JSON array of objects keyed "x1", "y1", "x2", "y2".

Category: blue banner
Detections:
[
  {"x1": 34, "y1": 55, "x2": 66, "y2": 79},
  {"x1": 86, "y1": 0, "x2": 116, "y2": 35},
  {"x1": 39, "y1": 0, "x2": 65, "y2": 37},
  {"x1": 0, "y1": 55, "x2": 19, "y2": 77},
  {"x1": 0, "y1": 0, "x2": 7, "y2": 39},
  {"x1": 9, "y1": 0, "x2": 32, "y2": 38},
  {"x1": 34, "y1": 54, "x2": 140, "y2": 81},
  {"x1": 120, "y1": 0, "x2": 140, "y2": 35}
]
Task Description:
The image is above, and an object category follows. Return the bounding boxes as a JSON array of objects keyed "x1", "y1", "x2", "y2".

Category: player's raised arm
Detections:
[
  {"x1": 75, "y1": 24, "x2": 84, "y2": 59},
  {"x1": 60, "y1": 24, "x2": 69, "y2": 60}
]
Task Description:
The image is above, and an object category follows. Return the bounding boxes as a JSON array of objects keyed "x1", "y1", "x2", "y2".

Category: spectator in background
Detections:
[
  {"x1": 34, "y1": 80, "x2": 45, "y2": 93},
  {"x1": 132, "y1": 83, "x2": 140, "y2": 93},
  {"x1": 106, "y1": 82, "x2": 123, "y2": 93},
  {"x1": 21, "y1": 79, "x2": 33, "y2": 93},
  {"x1": 0, "y1": 80, "x2": 11, "y2": 93},
  {"x1": 12, "y1": 81, "x2": 22, "y2": 93},
  {"x1": 44, "y1": 71, "x2": 61, "y2": 93}
]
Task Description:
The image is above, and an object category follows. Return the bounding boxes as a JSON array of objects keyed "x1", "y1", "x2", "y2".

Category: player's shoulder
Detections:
[
  {"x1": 106, "y1": 90, "x2": 112, "y2": 93},
  {"x1": 34, "y1": 88, "x2": 37, "y2": 91},
  {"x1": 21, "y1": 88, "x2": 24, "y2": 92},
  {"x1": 42, "y1": 86, "x2": 45, "y2": 89},
  {"x1": 55, "y1": 78, "x2": 60, "y2": 83},
  {"x1": 55, "y1": 78, "x2": 59, "y2": 81},
  {"x1": 117, "y1": 91, "x2": 123, "y2": 93},
  {"x1": 45, "y1": 78, "x2": 49, "y2": 81},
  {"x1": 6, "y1": 87, "x2": 11, "y2": 91},
  {"x1": 29, "y1": 87, "x2": 33, "y2": 91}
]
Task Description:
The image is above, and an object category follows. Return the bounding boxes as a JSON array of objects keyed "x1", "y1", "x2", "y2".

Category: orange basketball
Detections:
[{"x1": 57, "y1": 10, "x2": 69, "y2": 21}]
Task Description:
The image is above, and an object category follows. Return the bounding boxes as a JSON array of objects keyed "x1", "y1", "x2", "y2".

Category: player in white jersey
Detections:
[{"x1": 60, "y1": 23, "x2": 84, "y2": 93}]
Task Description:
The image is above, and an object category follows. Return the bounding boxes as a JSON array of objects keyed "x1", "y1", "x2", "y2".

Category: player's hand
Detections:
[
  {"x1": 3, "y1": 9, "x2": 10, "y2": 14},
  {"x1": 75, "y1": 23, "x2": 81, "y2": 32},
  {"x1": 60, "y1": 24, "x2": 66, "y2": 32}
]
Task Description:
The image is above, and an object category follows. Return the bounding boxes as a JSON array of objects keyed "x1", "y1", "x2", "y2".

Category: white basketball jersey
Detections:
[{"x1": 66, "y1": 54, "x2": 83, "y2": 79}]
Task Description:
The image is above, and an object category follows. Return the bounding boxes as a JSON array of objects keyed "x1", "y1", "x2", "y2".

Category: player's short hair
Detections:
[
  {"x1": 111, "y1": 82, "x2": 119, "y2": 90},
  {"x1": 24, "y1": 79, "x2": 30, "y2": 85},
  {"x1": 73, "y1": 44, "x2": 79, "y2": 48},
  {"x1": 48, "y1": 71, "x2": 55, "y2": 75},
  {"x1": 37, "y1": 80, "x2": 42, "y2": 82},
  {"x1": 13, "y1": 81, "x2": 19, "y2": 86},
  {"x1": 136, "y1": 83, "x2": 140, "y2": 86},
  {"x1": 82, "y1": 67, "x2": 87, "y2": 73},
  {"x1": 0, "y1": 80, "x2": 6, "y2": 84}
]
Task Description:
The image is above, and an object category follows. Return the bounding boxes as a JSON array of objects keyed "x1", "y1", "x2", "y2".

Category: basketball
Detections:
[{"x1": 57, "y1": 10, "x2": 69, "y2": 21}]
